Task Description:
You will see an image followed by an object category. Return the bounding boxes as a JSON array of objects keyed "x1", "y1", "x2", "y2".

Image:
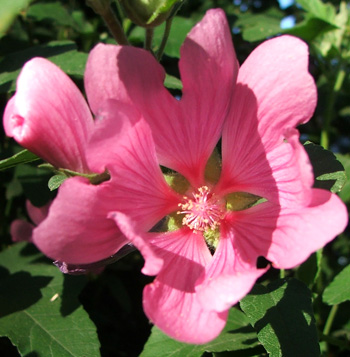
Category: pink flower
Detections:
[
  {"x1": 82, "y1": 9, "x2": 347, "y2": 343},
  {"x1": 3, "y1": 8, "x2": 348, "y2": 344}
]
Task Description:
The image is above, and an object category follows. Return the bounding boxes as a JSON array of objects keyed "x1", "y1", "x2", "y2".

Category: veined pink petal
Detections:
[
  {"x1": 238, "y1": 35, "x2": 316, "y2": 131},
  {"x1": 219, "y1": 36, "x2": 316, "y2": 207},
  {"x1": 225, "y1": 190, "x2": 347, "y2": 269},
  {"x1": 32, "y1": 177, "x2": 128, "y2": 264},
  {"x1": 108, "y1": 211, "x2": 163, "y2": 276},
  {"x1": 224, "y1": 201, "x2": 279, "y2": 264},
  {"x1": 267, "y1": 188, "x2": 348, "y2": 269},
  {"x1": 87, "y1": 101, "x2": 180, "y2": 231},
  {"x1": 3, "y1": 58, "x2": 94, "y2": 173},
  {"x1": 196, "y1": 226, "x2": 267, "y2": 313},
  {"x1": 85, "y1": 9, "x2": 237, "y2": 187},
  {"x1": 143, "y1": 229, "x2": 228, "y2": 344}
]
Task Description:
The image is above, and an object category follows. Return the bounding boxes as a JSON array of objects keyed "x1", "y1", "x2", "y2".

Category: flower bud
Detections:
[{"x1": 119, "y1": 0, "x2": 180, "y2": 28}]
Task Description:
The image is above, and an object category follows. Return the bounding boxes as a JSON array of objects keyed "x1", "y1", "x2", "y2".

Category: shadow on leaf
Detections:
[{"x1": 0, "y1": 267, "x2": 52, "y2": 318}]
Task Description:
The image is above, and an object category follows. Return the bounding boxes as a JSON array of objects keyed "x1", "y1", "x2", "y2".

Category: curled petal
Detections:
[
  {"x1": 268, "y1": 188, "x2": 348, "y2": 269},
  {"x1": 226, "y1": 189, "x2": 347, "y2": 270},
  {"x1": 3, "y1": 58, "x2": 94, "y2": 172},
  {"x1": 109, "y1": 211, "x2": 163, "y2": 276},
  {"x1": 87, "y1": 101, "x2": 180, "y2": 231},
  {"x1": 33, "y1": 177, "x2": 128, "y2": 264},
  {"x1": 196, "y1": 227, "x2": 267, "y2": 313},
  {"x1": 143, "y1": 229, "x2": 227, "y2": 344}
]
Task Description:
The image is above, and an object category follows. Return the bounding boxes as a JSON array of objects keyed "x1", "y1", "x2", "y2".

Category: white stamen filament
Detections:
[{"x1": 177, "y1": 186, "x2": 225, "y2": 232}]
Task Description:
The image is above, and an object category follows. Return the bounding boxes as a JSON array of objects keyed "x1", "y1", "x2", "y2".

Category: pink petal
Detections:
[
  {"x1": 10, "y1": 220, "x2": 34, "y2": 242},
  {"x1": 108, "y1": 211, "x2": 163, "y2": 276},
  {"x1": 26, "y1": 200, "x2": 51, "y2": 226},
  {"x1": 32, "y1": 177, "x2": 128, "y2": 264},
  {"x1": 3, "y1": 58, "x2": 94, "y2": 173},
  {"x1": 143, "y1": 229, "x2": 228, "y2": 344},
  {"x1": 84, "y1": 44, "x2": 129, "y2": 115},
  {"x1": 10, "y1": 200, "x2": 52, "y2": 243},
  {"x1": 87, "y1": 101, "x2": 180, "y2": 231},
  {"x1": 219, "y1": 36, "x2": 316, "y2": 207},
  {"x1": 225, "y1": 201, "x2": 280, "y2": 264},
  {"x1": 85, "y1": 9, "x2": 237, "y2": 187},
  {"x1": 196, "y1": 226, "x2": 267, "y2": 313},
  {"x1": 267, "y1": 188, "x2": 348, "y2": 268},
  {"x1": 225, "y1": 189, "x2": 347, "y2": 270}
]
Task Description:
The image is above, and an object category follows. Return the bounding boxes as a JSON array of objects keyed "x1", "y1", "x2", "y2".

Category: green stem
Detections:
[
  {"x1": 156, "y1": 17, "x2": 173, "y2": 61},
  {"x1": 87, "y1": 0, "x2": 129, "y2": 45},
  {"x1": 59, "y1": 168, "x2": 110, "y2": 184},
  {"x1": 320, "y1": 332, "x2": 350, "y2": 350},
  {"x1": 320, "y1": 68, "x2": 346, "y2": 150},
  {"x1": 145, "y1": 28, "x2": 154, "y2": 52},
  {"x1": 323, "y1": 304, "x2": 339, "y2": 336},
  {"x1": 280, "y1": 269, "x2": 285, "y2": 279}
]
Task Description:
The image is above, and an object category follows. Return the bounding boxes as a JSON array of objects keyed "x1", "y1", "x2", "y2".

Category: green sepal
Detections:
[
  {"x1": 119, "y1": 0, "x2": 180, "y2": 28},
  {"x1": 164, "y1": 73, "x2": 182, "y2": 90},
  {"x1": 226, "y1": 192, "x2": 265, "y2": 211},
  {"x1": 164, "y1": 172, "x2": 189, "y2": 194},
  {"x1": 204, "y1": 148, "x2": 222, "y2": 184}
]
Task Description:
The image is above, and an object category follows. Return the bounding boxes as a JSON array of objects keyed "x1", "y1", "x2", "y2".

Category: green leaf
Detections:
[
  {"x1": 335, "y1": 154, "x2": 350, "y2": 203},
  {"x1": 48, "y1": 174, "x2": 67, "y2": 191},
  {"x1": 0, "y1": 0, "x2": 34, "y2": 38},
  {"x1": 0, "y1": 149, "x2": 39, "y2": 171},
  {"x1": 0, "y1": 242, "x2": 100, "y2": 356},
  {"x1": 164, "y1": 73, "x2": 182, "y2": 90},
  {"x1": 316, "y1": 2, "x2": 348, "y2": 56},
  {"x1": 287, "y1": 0, "x2": 339, "y2": 46},
  {"x1": 161, "y1": 16, "x2": 194, "y2": 57},
  {"x1": 26, "y1": 2, "x2": 76, "y2": 28},
  {"x1": 285, "y1": 17, "x2": 336, "y2": 42},
  {"x1": 323, "y1": 264, "x2": 350, "y2": 305},
  {"x1": 141, "y1": 308, "x2": 259, "y2": 356},
  {"x1": 296, "y1": 252, "x2": 322, "y2": 289},
  {"x1": 296, "y1": 0, "x2": 337, "y2": 25},
  {"x1": 15, "y1": 164, "x2": 55, "y2": 206},
  {"x1": 304, "y1": 141, "x2": 346, "y2": 193},
  {"x1": 240, "y1": 278, "x2": 320, "y2": 357},
  {"x1": 235, "y1": 9, "x2": 283, "y2": 42},
  {"x1": 0, "y1": 41, "x2": 88, "y2": 93}
]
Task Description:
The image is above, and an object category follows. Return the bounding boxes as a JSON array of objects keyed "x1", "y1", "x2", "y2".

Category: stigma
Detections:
[{"x1": 177, "y1": 186, "x2": 225, "y2": 233}]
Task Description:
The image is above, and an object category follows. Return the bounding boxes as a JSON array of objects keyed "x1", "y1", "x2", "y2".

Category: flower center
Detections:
[{"x1": 177, "y1": 186, "x2": 225, "y2": 233}]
